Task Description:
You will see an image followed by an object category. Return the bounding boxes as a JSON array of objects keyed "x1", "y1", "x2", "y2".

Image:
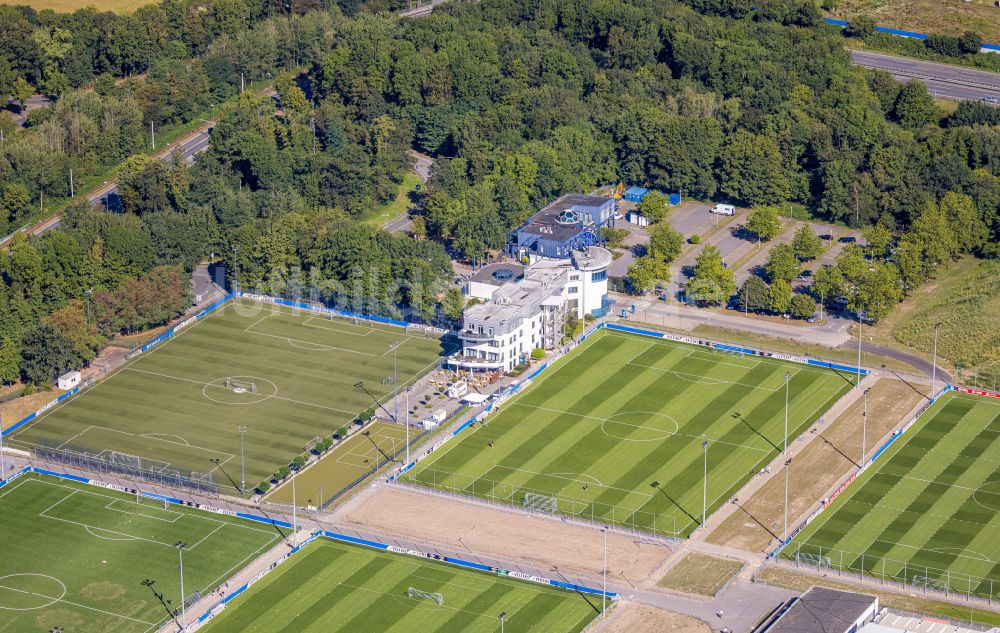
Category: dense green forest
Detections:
[{"x1": 2, "y1": 0, "x2": 1000, "y2": 386}]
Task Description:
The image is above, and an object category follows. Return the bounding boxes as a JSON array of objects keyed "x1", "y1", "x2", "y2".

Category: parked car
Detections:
[
  {"x1": 796, "y1": 270, "x2": 812, "y2": 282},
  {"x1": 839, "y1": 235, "x2": 857, "y2": 243},
  {"x1": 710, "y1": 204, "x2": 736, "y2": 216},
  {"x1": 984, "y1": 96, "x2": 999, "y2": 104},
  {"x1": 806, "y1": 314, "x2": 818, "y2": 323},
  {"x1": 834, "y1": 296, "x2": 849, "y2": 305}
]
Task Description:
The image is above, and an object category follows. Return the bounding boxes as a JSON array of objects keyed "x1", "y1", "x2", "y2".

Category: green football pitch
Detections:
[
  {"x1": 785, "y1": 392, "x2": 1000, "y2": 598},
  {"x1": 267, "y1": 421, "x2": 411, "y2": 507},
  {"x1": 0, "y1": 473, "x2": 282, "y2": 632},
  {"x1": 6, "y1": 299, "x2": 451, "y2": 495},
  {"x1": 201, "y1": 539, "x2": 600, "y2": 633},
  {"x1": 401, "y1": 329, "x2": 853, "y2": 538}
]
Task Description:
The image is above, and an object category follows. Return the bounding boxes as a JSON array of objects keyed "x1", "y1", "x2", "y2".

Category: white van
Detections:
[{"x1": 711, "y1": 204, "x2": 736, "y2": 216}]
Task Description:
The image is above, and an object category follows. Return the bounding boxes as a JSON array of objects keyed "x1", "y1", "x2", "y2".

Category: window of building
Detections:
[
  {"x1": 592, "y1": 270, "x2": 607, "y2": 282},
  {"x1": 568, "y1": 286, "x2": 578, "y2": 294},
  {"x1": 569, "y1": 274, "x2": 579, "y2": 281}
]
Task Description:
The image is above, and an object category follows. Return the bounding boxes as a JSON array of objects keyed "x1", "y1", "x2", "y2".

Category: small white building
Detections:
[
  {"x1": 626, "y1": 210, "x2": 649, "y2": 226},
  {"x1": 57, "y1": 370, "x2": 81, "y2": 391},
  {"x1": 451, "y1": 247, "x2": 612, "y2": 373}
]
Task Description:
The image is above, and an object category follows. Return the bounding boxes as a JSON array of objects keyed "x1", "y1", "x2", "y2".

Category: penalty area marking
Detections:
[
  {"x1": 84, "y1": 526, "x2": 138, "y2": 541},
  {"x1": 302, "y1": 316, "x2": 375, "y2": 337},
  {"x1": 139, "y1": 432, "x2": 190, "y2": 445},
  {"x1": 873, "y1": 538, "x2": 996, "y2": 564}
]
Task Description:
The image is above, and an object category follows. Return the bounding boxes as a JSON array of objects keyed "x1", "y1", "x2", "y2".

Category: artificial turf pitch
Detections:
[
  {"x1": 0, "y1": 473, "x2": 282, "y2": 632},
  {"x1": 6, "y1": 299, "x2": 450, "y2": 495},
  {"x1": 201, "y1": 539, "x2": 600, "y2": 633},
  {"x1": 786, "y1": 392, "x2": 1000, "y2": 598},
  {"x1": 402, "y1": 329, "x2": 853, "y2": 538}
]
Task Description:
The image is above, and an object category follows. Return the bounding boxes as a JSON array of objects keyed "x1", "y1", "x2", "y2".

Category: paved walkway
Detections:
[
  {"x1": 618, "y1": 299, "x2": 946, "y2": 382},
  {"x1": 167, "y1": 529, "x2": 313, "y2": 632}
]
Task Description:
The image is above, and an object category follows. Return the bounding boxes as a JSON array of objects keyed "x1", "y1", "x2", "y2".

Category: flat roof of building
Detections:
[
  {"x1": 519, "y1": 194, "x2": 614, "y2": 242},
  {"x1": 469, "y1": 263, "x2": 526, "y2": 286},
  {"x1": 768, "y1": 587, "x2": 877, "y2": 633},
  {"x1": 464, "y1": 265, "x2": 566, "y2": 325}
]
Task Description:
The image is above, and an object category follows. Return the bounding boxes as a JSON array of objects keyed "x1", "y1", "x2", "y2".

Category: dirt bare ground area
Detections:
[
  {"x1": 706, "y1": 377, "x2": 924, "y2": 553},
  {"x1": 657, "y1": 553, "x2": 744, "y2": 597},
  {"x1": 592, "y1": 602, "x2": 711, "y2": 633},
  {"x1": 340, "y1": 486, "x2": 672, "y2": 587}
]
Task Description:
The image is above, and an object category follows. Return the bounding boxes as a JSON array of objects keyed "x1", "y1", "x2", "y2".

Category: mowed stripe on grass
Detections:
[
  {"x1": 788, "y1": 393, "x2": 1000, "y2": 597},
  {"x1": 0, "y1": 474, "x2": 281, "y2": 632},
  {"x1": 7, "y1": 300, "x2": 450, "y2": 494},
  {"x1": 406, "y1": 330, "x2": 851, "y2": 537},
  {"x1": 201, "y1": 540, "x2": 599, "y2": 633}
]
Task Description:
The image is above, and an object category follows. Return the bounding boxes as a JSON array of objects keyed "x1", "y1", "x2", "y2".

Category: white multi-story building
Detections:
[{"x1": 449, "y1": 246, "x2": 612, "y2": 373}]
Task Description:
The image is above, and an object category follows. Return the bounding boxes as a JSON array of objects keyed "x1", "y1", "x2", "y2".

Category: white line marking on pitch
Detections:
[
  {"x1": 124, "y1": 367, "x2": 357, "y2": 416},
  {"x1": 0, "y1": 582, "x2": 158, "y2": 625},
  {"x1": 511, "y1": 403, "x2": 772, "y2": 453}
]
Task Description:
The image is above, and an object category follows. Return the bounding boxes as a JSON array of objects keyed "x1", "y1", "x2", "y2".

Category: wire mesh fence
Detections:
[
  {"x1": 778, "y1": 543, "x2": 1000, "y2": 604},
  {"x1": 397, "y1": 468, "x2": 682, "y2": 540},
  {"x1": 35, "y1": 445, "x2": 220, "y2": 497}
]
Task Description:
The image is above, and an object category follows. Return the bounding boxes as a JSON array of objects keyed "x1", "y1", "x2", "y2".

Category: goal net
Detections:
[
  {"x1": 523, "y1": 492, "x2": 558, "y2": 514},
  {"x1": 797, "y1": 552, "x2": 831, "y2": 569},
  {"x1": 407, "y1": 587, "x2": 443, "y2": 605},
  {"x1": 226, "y1": 377, "x2": 257, "y2": 393}
]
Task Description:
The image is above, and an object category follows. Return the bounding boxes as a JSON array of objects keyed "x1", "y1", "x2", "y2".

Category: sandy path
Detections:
[{"x1": 591, "y1": 602, "x2": 712, "y2": 633}]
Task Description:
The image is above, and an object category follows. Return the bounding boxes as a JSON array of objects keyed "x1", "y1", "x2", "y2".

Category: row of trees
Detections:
[{"x1": 679, "y1": 189, "x2": 985, "y2": 322}]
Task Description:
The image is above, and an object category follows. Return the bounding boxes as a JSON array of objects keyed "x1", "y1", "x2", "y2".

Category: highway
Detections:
[{"x1": 850, "y1": 49, "x2": 1000, "y2": 101}]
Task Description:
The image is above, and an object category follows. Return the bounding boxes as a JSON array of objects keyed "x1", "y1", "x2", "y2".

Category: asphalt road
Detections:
[{"x1": 850, "y1": 49, "x2": 1000, "y2": 101}]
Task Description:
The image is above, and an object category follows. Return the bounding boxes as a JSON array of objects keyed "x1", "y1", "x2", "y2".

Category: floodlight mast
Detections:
[
  {"x1": 238, "y1": 425, "x2": 247, "y2": 496},
  {"x1": 175, "y1": 542, "x2": 187, "y2": 631}
]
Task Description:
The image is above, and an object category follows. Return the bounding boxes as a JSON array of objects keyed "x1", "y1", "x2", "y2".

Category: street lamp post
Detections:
[
  {"x1": 175, "y1": 542, "x2": 187, "y2": 631},
  {"x1": 856, "y1": 314, "x2": 862, "y2": 388},
  {"x1": 232, "y1": 245, "x2": 239, "y2": 294},
  {"x1": 237, "y1": 426, "x2": 247, "y2": 496},
  {"x1": 931, "y1": 323, "x2": 940, "y2": 396}
]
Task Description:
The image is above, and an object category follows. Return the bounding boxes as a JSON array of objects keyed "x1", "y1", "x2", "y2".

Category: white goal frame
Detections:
[{"x1": 407, "y1": 587, "x2": 443, "y2": 605}]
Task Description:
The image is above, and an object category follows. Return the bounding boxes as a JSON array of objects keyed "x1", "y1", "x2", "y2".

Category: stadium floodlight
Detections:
[
  {"x1": 237, "y1": 426, "x2": 248, "y2": 496},
  {"x1": 174, "y1": 542, "x2": 187, "y2": 631},
  {"x1": 701, "y1": 440, "x2": 709, "y2": 530},
  {"x1": 602, "y1": 528, "x2": 607, "y2": 619},
  {"x1": 390, "y1": 341, "x2": 401, "y2": 423},
  {"x1": 783, "y1": 371, "x2": 791, "y2": 456},
  {"x1": 0, "y1": 412, "x2": 5, "y2": 476},
  {"x1": 783, "y1": 458, "x2": 792, "y2": 544},
  {"x1": 499, "y1": 611, "x2": 507, "y2": 633},
  {"x1": 862, "y1": 388, "x2": 871, "y2": 466}
]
